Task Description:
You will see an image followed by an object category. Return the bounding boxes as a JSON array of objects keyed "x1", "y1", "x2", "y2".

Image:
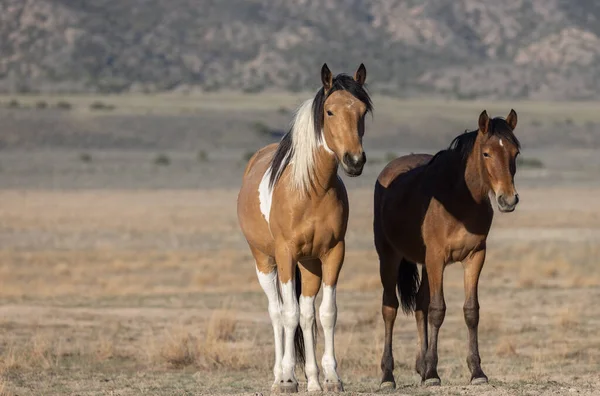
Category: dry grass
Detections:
[{"x1": 0, "y1": 187, "x2": 599, "y2": 394}]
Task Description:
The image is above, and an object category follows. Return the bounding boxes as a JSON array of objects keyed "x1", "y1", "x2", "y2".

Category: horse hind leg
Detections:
[
  {"x1": 252, "y1": 247, "x2": 284, "y2": 392},
  {"x1": 298, "y1": 258, "x2": 322, "y2": 392}
]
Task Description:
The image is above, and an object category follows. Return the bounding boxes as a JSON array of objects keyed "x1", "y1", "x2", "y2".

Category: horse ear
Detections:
[
  {"x1": 354, "y1": 63, "x2": 367, "y2": 86},
  {"x1": 478, "y1": 110, "x2": 490, "y2": 134},
  {"x1": 506, "y1": 109, "x2": 518, "y2": 130},
  {"x1": 321, "y1": 63, "x2": 333, "y2": 91}
]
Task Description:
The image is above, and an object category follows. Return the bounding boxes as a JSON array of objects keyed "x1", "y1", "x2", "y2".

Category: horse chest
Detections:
[
  {"x1": 271, "y1": 194, "x2": 347, "y2": 259},
  {"x1": 447, "y1": 228, "x2": 486, "y2": 263}
]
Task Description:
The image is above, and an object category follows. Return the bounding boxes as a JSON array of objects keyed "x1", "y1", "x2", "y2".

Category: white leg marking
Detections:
[
  {"x1": 258, "y1": 169, "x2": 273, "y2": 223},
  {"x1": 256, "y1": 267, "x2": 283, "y2": 384},
  {"x1": 320, "y1": 284, "x2": 341, "y2": 383},
  {"x1": 300, "y1": 294, "x2": 321, "y2": 391},
  {"x1": 280, "y1": 279, "x2": 299, "y2": 384}
]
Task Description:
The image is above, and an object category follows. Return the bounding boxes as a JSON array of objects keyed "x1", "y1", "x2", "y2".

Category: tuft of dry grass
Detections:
[
  {"x1": 160, "y1": 328, "x2": 199, "y2": 368},
  {"x1": 206, "y1": 310, "x2": 237, "y2": 342},
  {"x1": 496, "y1": 338, "x2": 518, "y2": 357}
]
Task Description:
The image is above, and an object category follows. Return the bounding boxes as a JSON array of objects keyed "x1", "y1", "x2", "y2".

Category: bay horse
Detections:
[
  {"x1": 237, "y1": 63, "x2": 372, "y2": 393},
  {"x1": 374, "y1": 110, "x2": 520, "y2": 388}
]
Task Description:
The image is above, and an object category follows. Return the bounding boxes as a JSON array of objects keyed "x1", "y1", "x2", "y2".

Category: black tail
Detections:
[
  {"x1": 294, "y1": 265, "x2": 305, "y2": 366},
  {"x1": 397, "y1": 258, "x2": 420, "y2": 315}
]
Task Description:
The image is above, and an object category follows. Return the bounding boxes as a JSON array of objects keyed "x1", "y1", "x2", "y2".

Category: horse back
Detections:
[{"x1": 377, "y1": 154, "x2": 432, "y2": 188}]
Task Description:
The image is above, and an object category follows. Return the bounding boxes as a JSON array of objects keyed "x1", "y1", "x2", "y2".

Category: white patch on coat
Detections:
[
  {"x1": 499, "y1": 139, "x2": 504, "y2": 147},
  {"x1": 258, "y1": 168, "x2": 273, "y2": 223}
]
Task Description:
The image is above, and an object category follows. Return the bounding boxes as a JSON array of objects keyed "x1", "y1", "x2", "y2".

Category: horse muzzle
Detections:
[
  {"x1": 497, "y1": 193, "x2": 519, "y2": 213},
  {"x1": 342, "y1": 152, "x2": 366, "y2": 177}
]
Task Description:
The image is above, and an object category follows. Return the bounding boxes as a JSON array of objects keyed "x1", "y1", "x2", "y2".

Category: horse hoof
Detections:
[
  {"x1": 424, "y1": 378, "x2": 441, "y2": 386},
  {"x1": 278, "y1": 381, "x2": 298, "y2": 393},
  {"x1": 323, "y1": 380, "x2": 344, "y2": 392},
  {"x1": 306, "y1": 382, "x2": 323, "y2": 392},
  {"x1": 471, "y1": 377, "x2": 488, "y2": 385},
  {"x1": 380, "y1": 381, "x2": 396, "y2": 390}
]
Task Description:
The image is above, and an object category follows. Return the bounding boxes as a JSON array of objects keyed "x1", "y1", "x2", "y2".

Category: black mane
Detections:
[
  {"x1": 268, "y1": 74, "x2": 373, "y2": 188},
  {"x1": 430, "y1": 117, "x2": 521, "y2": 166}
]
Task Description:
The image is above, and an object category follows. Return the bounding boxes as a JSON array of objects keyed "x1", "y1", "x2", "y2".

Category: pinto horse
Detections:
[
  {"x1": 237, "y1": 64, "x2": 372, "y2": 393},
  {"x1": 374, "y1": 110, "x2": 520, "y2": 388}
]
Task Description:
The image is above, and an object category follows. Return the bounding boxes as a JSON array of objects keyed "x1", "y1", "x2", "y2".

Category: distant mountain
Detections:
[{"x1": 1, "y1": 0, "x2": 600, "y2": 99}]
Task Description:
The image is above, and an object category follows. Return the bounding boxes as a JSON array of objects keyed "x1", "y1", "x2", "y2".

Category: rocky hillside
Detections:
[{"x1": 1, "y1": 0, "x2": 600, "y2": 99}]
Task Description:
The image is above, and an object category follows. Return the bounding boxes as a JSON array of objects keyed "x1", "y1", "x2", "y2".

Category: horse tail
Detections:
[
  {"x1": 293, "y1": 264, "x2": 306, "y2": 366},
  {"x1": 397, "y1": 258, "x2": 420, "y2": 315}
]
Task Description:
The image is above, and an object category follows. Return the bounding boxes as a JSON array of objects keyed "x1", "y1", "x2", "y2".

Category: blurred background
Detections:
[{"x1": 0, "y1": 1, "x2": 599, "y2": 395}]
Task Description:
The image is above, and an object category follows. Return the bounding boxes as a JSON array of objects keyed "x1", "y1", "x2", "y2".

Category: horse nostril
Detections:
[
  {"x1": 360, "y1": 151, "x2": 366, "y2": 165},
  {"x1": 343, "y1": 152, "x2": 352, "y2": 166},
  {"x1": 514, "y1": 194, "x2": 520, "y2": 205}
]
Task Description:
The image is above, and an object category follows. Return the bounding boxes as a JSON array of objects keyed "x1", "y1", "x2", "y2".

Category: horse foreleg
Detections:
[
  {"x1": 377, "y1": 247, "x2": 400, "y2": 390},
  {"x1": 252, "y1": 247, "x2": 284, "y2": 391},
  {"x1": 423, "y1": 255, "x2": 446, "y2": 386},
  {"x1": 320, "y1": 241, "x2": 344, "y2": 392},
  {"x1": 298, "y1": 259, "x2": 322, "y2": 392},
  {"x1": 415, "y1": 266, "x2": 430, "y2": 381},
  {"x1": 462, "y1": 248, "x2": 488, "y2": 385},
  {"x1": 275, "y1": 246, "x2": 300, "y2": 393}
]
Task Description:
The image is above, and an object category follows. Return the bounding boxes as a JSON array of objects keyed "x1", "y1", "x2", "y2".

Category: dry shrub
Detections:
[
  {"x1": 0, "y1": 334, "x2": 64, "y2": 372},
  {"x1": 152, "y1": 311, "x2": 265, "y2": 371},
  {"x1": 206, "y1": 310, "x2": 237, "y2": 342},
  {"x1": 94, "y1": 334, "x2": 115, "y2": 361},
  {"x1": 496, "y1": 338, "x2": 518, "y2": 357},
  {"x1": 161, "y1": 328, "x2": 198, "y2": 368}
]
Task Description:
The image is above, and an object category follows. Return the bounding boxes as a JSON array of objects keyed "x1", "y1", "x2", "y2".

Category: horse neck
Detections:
[
  {"x1": 463, "y1": 139, "x2": 491, "y2": 205},
  {"x1": 309, "y1": 146, "x2": 339, "y2": 196}
]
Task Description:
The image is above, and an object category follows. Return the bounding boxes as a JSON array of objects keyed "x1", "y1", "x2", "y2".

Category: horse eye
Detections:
[
  {"x1": 327, "y1": 110, "x2": 334, "y2": 116},
  {"x1": 483, "y1": 152, "x2": 490, "y2": 158}
]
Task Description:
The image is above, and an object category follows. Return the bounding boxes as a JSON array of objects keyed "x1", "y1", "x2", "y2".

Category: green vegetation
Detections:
[
  {"x1": 250, "y1": 121, "x2": 272, "y2": 137},
  {"x1": 55, "y1": 101, "x2": 72, "y2": 110},
  {"x1": 197, "y1": 150, "x2": 208, "y2": 162},
  {"x1": 90, "y1": 101, "x2": 116, "y2": 111},
  {"x1": 154, "y1": 154, "x2": 170, "y2": 166},
  {"x1": 517, "y1": 157, "x2": 544, "y2": 169}
]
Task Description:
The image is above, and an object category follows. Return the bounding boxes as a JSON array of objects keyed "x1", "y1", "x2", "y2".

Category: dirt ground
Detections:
[
  {"x1": 0, "y1": 183, "x2": 599, "y2": 395},
  {"x1": 0, "y1": 98, "x2": 599, "y2": 395}
]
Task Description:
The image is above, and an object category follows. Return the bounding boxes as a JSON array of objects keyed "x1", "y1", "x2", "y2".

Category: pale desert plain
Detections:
[{"x1": 0, "y1": 94, "x2": 599, "y2": 395}]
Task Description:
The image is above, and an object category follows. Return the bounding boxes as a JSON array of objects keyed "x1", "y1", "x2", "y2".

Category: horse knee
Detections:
[
  {"x1": 428, "y1": 303, "x2": 446, "y2": 328},
  {"x1": 299, "y1": 295, "x2": 316, "y2": 331},
  {"x1": 463, "y1": 305, "x2": 479, "y2": 329},
  {"x1": 268, "y1": 303, "x2": 282, "y2": 323},
  {"x1": 281, "y1": 304, "x2": 299, "y2": 329}
]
